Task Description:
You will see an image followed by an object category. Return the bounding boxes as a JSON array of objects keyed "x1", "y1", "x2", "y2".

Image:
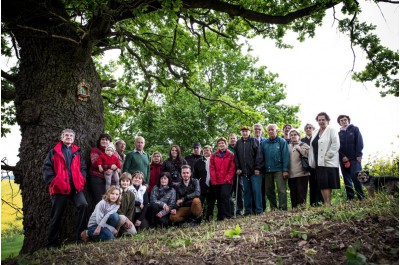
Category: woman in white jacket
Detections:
[{"x1": 308, "y1": 112, "x2": 340, "y2": 206}]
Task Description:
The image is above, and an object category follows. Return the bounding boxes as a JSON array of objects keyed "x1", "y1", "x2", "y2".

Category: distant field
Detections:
[{"x1": 1, "y1": 180, "x2": 23, "y2": 230}]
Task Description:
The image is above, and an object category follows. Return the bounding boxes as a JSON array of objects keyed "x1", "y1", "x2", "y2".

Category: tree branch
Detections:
[
  {"x1": 16, "y1": 25, "x2": 80, "y2": 45},
  {"x1": 1, "y1": 70, "x2": 17, "y2": 83}
]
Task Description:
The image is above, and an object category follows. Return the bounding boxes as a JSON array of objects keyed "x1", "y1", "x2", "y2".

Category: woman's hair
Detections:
[
  {"x1": 169, "y1": 145, "x2": 183, "y2": 161},
  {"x1": 151, "y1": 151, "x2": 163, "y2": 164},
  {"x1": 337, "y1": 114, "x2": 351, "y2": 125},
  {"x1": 102, "y1": 186, "x2": 122, "y2": 205},
  {"x1": 158, "y1": 171, "x2": 172, "y2": 188},
  {"x1": 97, "y1": 133, "x2": 112, "y2": 148},
  {"x1": 315, "y1": 112, "x2": 330, "y2": 122},
  {"x1": 132, "y1": 171, "x2": 145, "y2": 183}
]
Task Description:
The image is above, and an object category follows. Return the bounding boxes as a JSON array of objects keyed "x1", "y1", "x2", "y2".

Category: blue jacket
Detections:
[
  {"x1": 338, "y1": 124, "x2": 363, "y2": 160},
  {"x1": 260, "y1": 137, "x2": 290, "y2": 173}
]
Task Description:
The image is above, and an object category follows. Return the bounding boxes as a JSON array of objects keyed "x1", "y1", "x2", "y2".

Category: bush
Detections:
[{"x1": 364, "y1": 152, "x2": 399, "y2": 177}]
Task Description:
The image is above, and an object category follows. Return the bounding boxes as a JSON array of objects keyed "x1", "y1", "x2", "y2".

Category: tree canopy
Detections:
[{"x1": 1, "y1": 0, "x2": 398, "y2": 253}]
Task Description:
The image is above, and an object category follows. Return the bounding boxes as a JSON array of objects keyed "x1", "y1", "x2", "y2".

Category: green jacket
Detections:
[
  {"x1": 118, "y1": 189, "x2": 135, "y2": 221},
  {"x1": 260, "y1": 137, "x2": 290, "y2": 173}
]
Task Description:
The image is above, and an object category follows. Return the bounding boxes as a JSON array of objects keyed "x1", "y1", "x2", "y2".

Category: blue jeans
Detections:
[
  {"x1": 88, "y1": 213, "x2": 119, "y2": 241},
  {"x1": 242, "y1": 175, "x2": 263, "y2": 214},
  {"x1": 340, "y1": 160, "x2": 365, "y2": 200}
]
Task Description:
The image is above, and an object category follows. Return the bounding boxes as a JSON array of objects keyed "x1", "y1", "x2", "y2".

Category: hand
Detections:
[
  {"x1": 94, "y1": 226, "x2": 101, "y2": 235},
  {"x1": 98, "y1": 166, "x2": 104, "y2": 173},
  {"x1": 176, "y1": 199, "x2": 183, "y2": 206},
  {"x1": 342, "y1": 156, "x2": 349, "y2": 162},
  {"x1": 135, "y1": 220, "x2": 142, "y2": 227},
  {"x1": 112, "y1": 228, "x2": 118, "y2": 236},
  {"x1": 254, "y1": 170, "x2": 260, "y2": 175},
  {"x1": 236, "y1": 169, "x2": 242, "y2": 175},
  {"x1": 163, "y1": 204, "x2": 169, "y2": 212},
  {"x1": 282, "y1": 172, "x2": 289, "y2": 179},
  {"x1": 124, "y1": 219, "x2": 133, "y2": 229},
  {"x1": 106, "y1": 169, "x2": 113, "y2": 174},
  {"x1": 295, "y1": 145, "x2": 301, "y2": 151},
  {"x1": 140, "y1": 203, "x2": 144, "y2": 209},
  {"x1": 110, "y1": 164, "x2": 117, "y2": 170},
  {"x1": 356, "y1": 156, "x2": 362, "y2": 162},
  {"x1": 171, "y1": 209, "x2": 177, "y2": 215},
  {"x1": 156, "y1": 212, "x2": 163, "y2": 218}
]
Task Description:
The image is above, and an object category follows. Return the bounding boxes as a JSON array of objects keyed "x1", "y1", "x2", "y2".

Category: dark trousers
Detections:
[
  {"x1": 148, "y1": 204, "x2": 170, "y2": 228},
  {"x1": 309, "y1": 169, "x2": 323, "y2": 206},
  {"x1": 288, "y1": 176, "x2": 309, "y2": 208},
  {"x1": 230, "y1": 175, "x2": 244, "y2": 215},
  {"x1": 206, "y1": 186, "x2": 217, "y2": 221},
  {"x1": 213, "y1": 184, "x2": 233, "y2": 220},
  {"x1": 341, "y1": 160, "x2": 365, "y2": 200},
  {"x1": 133, "y1": 212, "x2": 149, "y2": 230},
  {"x1": 88, "y1": 175, "x2": 106, "y2": 205},
  {"x1": 47, "y1": 191, "x2": 88, "y2": 247}
]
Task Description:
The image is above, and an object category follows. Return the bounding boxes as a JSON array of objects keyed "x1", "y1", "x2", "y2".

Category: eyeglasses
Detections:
[{"x1": 306, "y1": 127, "x2": 313, "y2": 129}]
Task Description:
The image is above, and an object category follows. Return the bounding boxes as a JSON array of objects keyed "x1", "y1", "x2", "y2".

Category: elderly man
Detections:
[
  {"x1": 115, "y1": 139, "x2": 127, "y2": 169},
  {"x1": 234, "y1": 126, "x2": 263, "y2": 215},
  {"x1": 43, "y1": 129, "x2": 88, "y2": 248},
  {"x1": 253, "y1": 123, "x2": 267, "y2": 212},
  {"x1": 170, "y1": 165, "x2": 202, "y2": 226},
  {"x1": 227, "y1": 133, "x2": 243, "y2": 216},
  {"x1": 123, "y1": 136, "x2": 151, "y2": 183},
  {"x1": 261, "y1": 124, "x2": 290, "y2": 211}
]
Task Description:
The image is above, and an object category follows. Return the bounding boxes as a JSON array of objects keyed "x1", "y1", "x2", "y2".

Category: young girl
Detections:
[
  {"x1": 97, "y1": 144, "x2": 121, "y2": 190},
  {"x1": 149, "y1": 172, "x2": 176, "y2": 228},
  {"x1": 117, "y1": 173, "x2": 137, "y2": 236},
  {"x1": 129, "y1": 171, "x2": 149, "y2": 230},
  {"x1": 81, "y1": 186, "x2": 122, "y2": 242},
  {"x1": 148, "y1": 151, "x2": 163, "y2": 194}
]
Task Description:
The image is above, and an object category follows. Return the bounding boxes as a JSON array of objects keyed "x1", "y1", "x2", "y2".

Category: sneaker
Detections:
[{"x1": 80, "y1": 230, "x2": 89, "y2": 243}]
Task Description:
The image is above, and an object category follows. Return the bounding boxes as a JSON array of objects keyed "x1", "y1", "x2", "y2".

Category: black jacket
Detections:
[
  {"x1": 174, "y1": 178, "x2": 201, "y2": 208},
  {"x1": 193, "y1": 156, "x2": 209, "y2": 194},
  {"x1": 234, "y1": 136, "x2": 263, "y2": 176}
]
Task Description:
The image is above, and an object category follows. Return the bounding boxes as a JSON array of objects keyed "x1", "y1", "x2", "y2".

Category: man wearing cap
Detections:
[
  {"x1": 185, "y1": 142, "x2": 203, "y2": 169},
  {"x1": 123, "y1": 136, "x2": 151, "y2": 184},
  {"x1": 234, "y1": 126, "x2": 263, "y2": 215},
  {"x1": 337, "y1": 114, "x2": 365, "y2": 201}
]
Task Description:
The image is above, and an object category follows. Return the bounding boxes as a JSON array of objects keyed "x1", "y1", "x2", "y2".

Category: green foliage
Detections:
[
  {"x1": 364, "y1": 152, "x2": 399, "y2": 177},
  {"x1": 290, "y1": 229, "x2": 308, "y2": 240},
  {"x1": 1, "y1": 235, "x2": 23, "y2": 261},
  {"x1": 345, "y1": 240, "x2": 367, "y2": 265},
  {"x1": 224, "y1": 224, "x2": 241, "y2": 238}
]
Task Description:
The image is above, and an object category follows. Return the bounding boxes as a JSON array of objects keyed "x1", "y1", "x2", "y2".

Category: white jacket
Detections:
[{"x1": 308, "y1": 126, "x2": 340, "y2": 168}]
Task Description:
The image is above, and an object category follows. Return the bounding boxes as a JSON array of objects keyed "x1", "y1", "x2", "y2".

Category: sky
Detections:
[{"x1": 1, "y1": 2, "x2": 399, "y2": 168}]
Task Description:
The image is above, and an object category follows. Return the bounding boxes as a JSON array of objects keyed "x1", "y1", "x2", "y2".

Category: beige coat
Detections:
[
  {"x1": 289, "y1": 142, "x2": 311, "y2": 178},
  {"x1": 308, "y1": 126, "x2": 340, "y2": 168}
]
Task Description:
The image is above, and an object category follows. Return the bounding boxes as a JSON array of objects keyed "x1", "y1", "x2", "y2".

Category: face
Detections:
[
  {"x1": 105, "y1": 148, "x2": 114, "y2": 156},
  {"x1": 317, "y1": 115, "x2": 329, "y2": 129},
  {"x1": 253, "y1": 126, "x2": 263, "y2": 138},
  {"x1": 170, "y1": 147, "x2": 178, "y2": 158},
  {"x1": 181, "y1": 168, "x2": 191, "y2": 182},
  {"x1": 109, "y1": 189, "x2": 120, "y2": 203},
  {"x1": 339, "y1": 117, "x2": 349, "y2": 128},
  {"x1": 305, "y1": 125, "x2": 314, "y2": 136},
  {"x1": 218, "y1": 141, "x2": 227, "y2": 151},
  {"x1": 284, "y1": 125, "x2": 292, "y2": 135},
  {"x1": 193, "y1": 146, "x2": 201, "y2": 155},
  {"x1": 152, "y1": 153, "x2": 161, "y2": 164},
  {"x1": 160, "y1": 176, "x2": 169, "y2": 186},
  {"x1": 100, "y1": 137, "x2": 110, "y2": 148},
  {"x1": 229, "y1": 135, "x2": 237, "y2": 146},
  {"x1": 116, "y1": 141, "x2": 126, "y2": 153},
  {"x1": 120, "y1": 179, "x2": 131, "y2": 189},
  {"x1": 267, "y1": 126, "x2": 278, "y2": 139},
  {"x1": 290, "y1": 132, "x2": 300, "y2": 143},
  {"x1": 132, "y1": 174, "x2": 143, "y2": 186},
  {"x1": 240, "y1": 130, "x2": 250, "y2": 139},
  {"x1": 61, "y1": 132, "x2": 75, "y2": 146},
  {"x1": 203, "y1": 148, "x2": 212, "y2": 158},
  {"x1": 135, "y1": 137, "x2": 145, "y2": 151}
]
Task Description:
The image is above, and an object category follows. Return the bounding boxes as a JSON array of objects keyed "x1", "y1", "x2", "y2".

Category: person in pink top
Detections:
[{"x1": 98, "y1": 143, "x2": 121, "y2": 190}]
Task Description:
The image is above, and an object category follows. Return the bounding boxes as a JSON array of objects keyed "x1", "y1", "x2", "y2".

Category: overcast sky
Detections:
[{"x1": 1, "y1": 2, "x2": 398, "y2": 167}]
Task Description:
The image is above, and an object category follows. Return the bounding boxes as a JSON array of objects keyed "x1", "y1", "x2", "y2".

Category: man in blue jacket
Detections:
[
  {"x1": 261, "y1": 124, "x2": 290, "y2": 211},
  {"x1": 337, "y1": 115, "x2": 365, "y2": 200}
]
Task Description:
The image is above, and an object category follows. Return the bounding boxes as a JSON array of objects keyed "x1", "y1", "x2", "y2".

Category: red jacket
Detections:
[
  {"x1": 97, "y1": 153, "x2": 121, "y2": 170},
  {"x1": 148, "y1": 163, "x2": 162, "y2": 193},
  {"x1": 210, "y1": 149, "x2": 236, "y2": 185},
  {"x1": 43, "y1": 142, "x2": 86, "y2": 195}
]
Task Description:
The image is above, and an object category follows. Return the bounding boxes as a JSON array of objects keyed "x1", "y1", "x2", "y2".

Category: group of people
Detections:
[{"x1": 43, "y1": 111, "x2": 365, "y2": 248}]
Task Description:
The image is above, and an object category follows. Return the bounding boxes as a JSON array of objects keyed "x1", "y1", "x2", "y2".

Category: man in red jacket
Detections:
[{"x1": 43, "y1": 129, "x2": 88, "y2": 248}]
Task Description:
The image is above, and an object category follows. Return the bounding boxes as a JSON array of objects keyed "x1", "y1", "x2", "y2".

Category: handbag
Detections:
[{"x1": 297, "y1": 144, "x2": 311, "y2": 171}]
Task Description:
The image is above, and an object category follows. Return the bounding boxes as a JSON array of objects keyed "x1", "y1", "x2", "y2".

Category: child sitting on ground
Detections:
[{"x1": 98, "y1": 143, "x2": 121, "y2": 190}]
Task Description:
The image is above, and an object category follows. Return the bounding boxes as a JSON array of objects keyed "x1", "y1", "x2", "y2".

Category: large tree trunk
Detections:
[{"x1": 3, "y1": 1, "x2": 105, "y2": 253}]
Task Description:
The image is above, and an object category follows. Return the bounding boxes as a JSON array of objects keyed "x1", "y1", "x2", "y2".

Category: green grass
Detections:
[{"x1": 1, "y1": 235, "x2": 23, "y2": 260}]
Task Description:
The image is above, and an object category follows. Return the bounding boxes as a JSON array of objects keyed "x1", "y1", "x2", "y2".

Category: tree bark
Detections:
[{"x1": 3, "y1": 2, "x2": 104, "y2": 252}]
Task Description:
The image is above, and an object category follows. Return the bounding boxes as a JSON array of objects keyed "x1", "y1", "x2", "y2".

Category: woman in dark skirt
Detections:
[{"x1": 308, "y1": 112, "x2": 340, "y2": 206}]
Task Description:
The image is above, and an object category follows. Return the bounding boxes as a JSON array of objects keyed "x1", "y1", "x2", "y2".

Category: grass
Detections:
[{"x1": 1, "y1": 235, "x2": 24, "y2": 260}]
